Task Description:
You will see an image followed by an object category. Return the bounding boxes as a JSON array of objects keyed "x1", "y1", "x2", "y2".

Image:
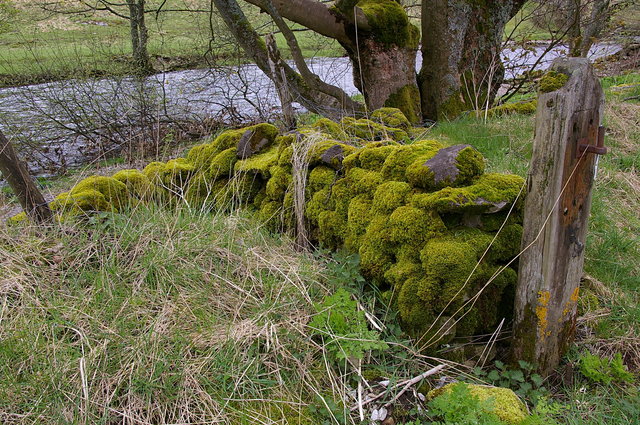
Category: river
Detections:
[{"x1": 0, "y1": 42, "x2": 621, "y2": 176}]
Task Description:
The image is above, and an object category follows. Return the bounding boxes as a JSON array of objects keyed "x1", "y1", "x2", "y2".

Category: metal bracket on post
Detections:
[{"x1": 577, "y1": 125, "x2": 607, "y2": 158}]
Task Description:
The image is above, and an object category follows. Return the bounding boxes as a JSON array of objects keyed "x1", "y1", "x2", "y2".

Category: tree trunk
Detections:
[
  {"x1": 334, "y1": 0, "x2": 422, "y2": 123},
  {"x1": 419, "y1": 0, "x2": 525, "y2": 121},
  {"x1": 127, "y1": 0, "x2": 152, "y2": 74},
  {"x1": 0, "y1": 130, "x2": 52, "y2": 223},
  {"x1": 349, "y1": 40, "x2": 421, "y2": 123}
]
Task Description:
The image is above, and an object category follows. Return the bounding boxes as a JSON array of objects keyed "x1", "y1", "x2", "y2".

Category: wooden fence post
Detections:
[
  {"x1": 511, "y1": 58, "x2": 605, "y2": 375},
  {"x1": 0, "y1": 129, "x2": 53, "y2": 223}
]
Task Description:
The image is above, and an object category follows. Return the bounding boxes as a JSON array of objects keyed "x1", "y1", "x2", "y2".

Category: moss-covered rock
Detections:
[
  {"x1": 406, "y1": 145, "x2": 485, "y2": 190},
  {"x1": 381, "y1": 140, "x2": 443, "y2": 181},
  {"x1": 371, "y1": 181, "x2": 412, "y2": 215},
  {"x1": 70, "y1": 176, "x2": 127, "y2": 209},
  {"x1": 112, "y1": 169, "x2": 152, "y2": 199},
  {"x1": 411, "y1": 173, "x2": 524, "y2": 214},
  {"x1": 209, "y1": 148, "x2": 238, "y2": 180},
  {"x1": 234, "y1": 145, "x2": 279, "y2": 177},
  {"x1": 341, "y1": 116, "x2": 408, "y2": 142},
  {"x1": 310, "y1": 118, "x2": 348, "y2": 139},
  {"x1": 51, "y1": 189, "x2": 113, "y2": 213},
  {"x1": 370, "y1": 107, "x2": 411, "y2": 131},
  {"x1": 428, "y1": 383, "x2": 528, "y2": 425}
]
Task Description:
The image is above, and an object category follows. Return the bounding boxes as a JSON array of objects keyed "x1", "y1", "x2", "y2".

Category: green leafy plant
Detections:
[
  {"x1": 309, "y1": 288, "x2": 388, "y2": 361},
  {"x1": 579, "y1": 352, "x2": 635, "y2": 385},
  {"x1": 474, "y1": 360, "x2": 547, "y2": 404},
  {"x1": 427, "y1": 383, "x2": 505, "y2": 425}
]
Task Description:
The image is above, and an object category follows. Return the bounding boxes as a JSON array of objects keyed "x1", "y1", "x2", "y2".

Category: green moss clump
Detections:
[
  {"x1": 311, "y1": 118, "x2": 348, "y2": 139},
  {"x1": 371, "y1": 181, "x2": 412, "y2": 215},
  {"x1": 487, "y1": 100, "x2": 537, "y2": 117},
  {"x1": 384, "y1": 85, "x2": 422, "y2": 125},
  {"x1": 308, "y1": 166, "x2": 337, "y2": 193},
  {"x1": 70, "y1": 176, "x2": 128, "y2": 209},
  {"x1": 305, "y1": 189, "x2": 334, "y2": 224},
  {"x1": 266, "y1": 166, "x2": 292, "y2": 200},
  {"x1": 539, "y1": 70, "x2": 569, "y2": 93},
  {"x1": 358, "y1": 215, "x2": 395, "y2": 283},
  {"x1": 358, "y1": 143, "x2": 399, "y2": 170},
  {"x1": 346, "y1": 167, "x2": 384, "y2": 198},
  {"x1": 427, "y1": 383, "x2": 528, "y2": 425},
  {"x1": 234, "y1": 145, "x2": 279, "y2": 177},
  {"x1": 318, "y1": 210, "x2": 347, "y2": 250},
  {"x1": 256, "y1": 199, "x2": 283, "y2": 229},
  {"x1": 143, "y1": 161, "x2": 166, "y2": 184},
  {"x1": 411, "y1": 173, "x2": 524, "y2": 214},
  {"x1": 578, "y1": 289, "x2": 600, "y2": 316},
  {"x1": 420, "y1": 238, "x2": 478, "y2": 309},
  {"x1": 112, "y1": 169, "x2": 152, "y2": 199},
  {"x1": 384, "y1": 258, "x2": 422, "y2": 290},
  {"x1": 161, "y1": 158, "x2": 195, "y2": 187},
  {"x1": 209, "y1": 148, "x2": 238, "y2": 180},
  {"x1": 51, "y1": 189, "x2": 112, "y2": 213},
  {"x1": 186, "y1": 142, "x2": 221, "y2": 171},
  {"x1": 341, "y1": 116, "x2": 408, "y2": 142},
  {"x1": 7, "y1": 211, "x2": 28, "y2": 224},
  {"x1": 381, "y1": 140, "x2": 442, "y2": 181},
  {"x1": 345, "y1": 195, "x2": 373, "y2": 250},
  {"x1": 387, "y1": 207, "x2": 446, "y2": 247},
  {"x1": 356, "y1": 0, "x2": 420, "y2": 49},
  {"x1": 370, "y1": 107, "x2": 411, "y2": 131}
]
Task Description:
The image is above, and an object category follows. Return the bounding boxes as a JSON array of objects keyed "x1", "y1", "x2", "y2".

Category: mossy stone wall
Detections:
[{"x1": 30, "y1": 109, "x2": 525, "y2": 346}]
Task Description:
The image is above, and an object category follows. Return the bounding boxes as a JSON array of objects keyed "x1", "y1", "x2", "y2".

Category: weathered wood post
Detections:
[
  {"x1": 0, "y1": 129, "x2": 53, "y2": 223},
  {"x1": 512, "y1": 58, "x2": 605, "y2": 375}
]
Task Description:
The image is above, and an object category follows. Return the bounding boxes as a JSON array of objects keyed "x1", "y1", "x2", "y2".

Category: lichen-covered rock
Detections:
[{"x1": 428, "y1": 383, "x2": 528, "y2": 425}]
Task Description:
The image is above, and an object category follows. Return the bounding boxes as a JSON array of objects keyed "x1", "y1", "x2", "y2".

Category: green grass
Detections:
[
  {"x1": 0, "y1": 1, "x2": 342, "y2": 86},
  {"x1": 1, "y1": 72, "x2": 639, "y2": 424},
  {"x1": 0, "y1": 205, "x2": 330, "y2": 423}
]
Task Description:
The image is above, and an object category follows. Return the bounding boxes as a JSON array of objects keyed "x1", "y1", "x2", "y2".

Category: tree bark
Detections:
[
  {"x1": 419, "y1": 0, "x2": 525, "y2": 121},
  {"x1": 127, "y1": 0, "x2": 153, "y2": 74},
  {"x1": 0, "y1": 130, "x2": 52, "y2": 223}
]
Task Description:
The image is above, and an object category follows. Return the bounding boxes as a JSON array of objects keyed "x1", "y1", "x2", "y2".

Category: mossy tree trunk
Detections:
[
  {"x1": 229, "y1": 0, "x2": 526, "y2": 122},
  {"x1": 418, "y1": 0, "x2": 525, "y2": 121},
  {"x1": 240, "y1": 0, "x2": 422, "y2": 122}
]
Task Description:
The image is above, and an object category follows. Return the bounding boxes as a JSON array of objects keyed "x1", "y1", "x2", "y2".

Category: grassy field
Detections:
[
  {"x1": 0, "y1": 0, "x2": 343, "y2": 87},
  {"x1": 1, "y1": 72, "x2": 639, "y2": 424}
]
